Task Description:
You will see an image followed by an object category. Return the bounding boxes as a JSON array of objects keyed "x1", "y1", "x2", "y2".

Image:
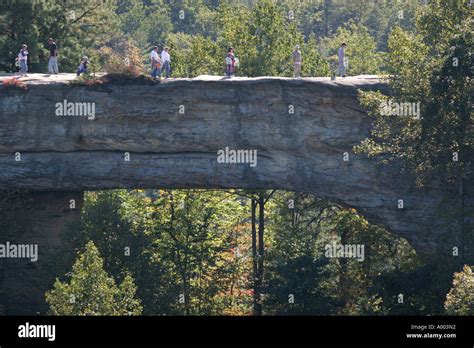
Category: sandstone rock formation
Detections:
[{"x1": 0, "y1": 74, "x2": 470, "y2": 257}]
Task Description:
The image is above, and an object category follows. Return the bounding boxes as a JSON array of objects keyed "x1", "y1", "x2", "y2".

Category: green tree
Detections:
[
  {"x1": 166, "y1": 0, "x2": 211, "y2": 35},
  {"x1": 246, "y1": 0, "x2": 301, "y2": 76},
  {"x1": 265, "y1": 192, "x2": 419, "y2": 315},
  {"x1": 327, "y1": 209, "x2": 417, "y2": 315},
  {"x1": 150, "y1": 189, "x2": 248, "y2": 315},
  {"x1": 301, "y1": 34, "x2": 330, "y2": 77},
  {"x1": 385, "y1": 26, "x2": 431, "y2": 98},
  {"x1": 65, "y1": 190, "x2": 181, "y2": 315},
  {"x1": 353, "y1": 0, "x2": 473, "y2": 313},
  {"x1": 377, "y1": 260, "x2": 459, "y2": 315},
  {"x1": 265, "y1": 192, "x2": 339, "y2": 315},
  {"x1": 0, "y1": 0, "x2": 119, "y2": 72},
  {"x1": 117, "y1": 0, "x2": 173, "y2": 49},
  {"x1": 356, "y1": 1, "x2": 473, "y2": 187},
  {"x1": 66, "y1": 189, "x2": 251, "y2": 315},
  {"x1": 213, "y1": 1, "x2": 254, "y2": 76},
  {"x1": 167, "y1": 32, "x2": 222, "y2": 77},
  {"x1": 45, "y1": 241, "x2": 142, "y2": 315},
  {"x1": 416, "y1": 0, "x2": 472, "y2": 57},
  {"x1": 444, "y1": 265, "x2": 474, "y2": 315},
  {"x1": 278, "y1": 0, "x2": 420, "y2": 53}
]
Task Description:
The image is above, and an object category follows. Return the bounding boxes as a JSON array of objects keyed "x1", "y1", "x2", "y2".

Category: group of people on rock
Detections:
[
  {"x1": 150, "y1": 45, "x2": 238, "y2": 79},
  {"x1": 15, "y1": 37, "x2": 86, "y2": 77},
  {"x1": 149, "y1": 46, "x2": 172, "y2": 79},
  {"x1": 148, "y1": 42, "x2": 347, "y2": 79},
  {"x1": 291, "y1": 42, "x2": 347, "y2": 78},
  {"x1": 223, "y1": 43, "x2": 346, "y2": 78},
  {"x1": 15, "y1": 39, "x2": 348, "y2": 79}
]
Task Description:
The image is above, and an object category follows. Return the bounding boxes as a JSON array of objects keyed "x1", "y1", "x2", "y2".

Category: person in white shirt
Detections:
[
  {"x1": 17, "y1": 44, "x2": 29, "y2": 76},
  {"x1": 160, "y1": 47, "x2": 171, "y2": 79},
  {"x1": 336, "y1": 42, "x2": 347, "y2": 77},
  {"x1": 150, "y1": 46, "x2": 161, "y2": 78}
]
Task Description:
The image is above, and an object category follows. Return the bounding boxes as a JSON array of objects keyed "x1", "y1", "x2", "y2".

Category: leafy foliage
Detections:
[
  {"x1": 45, "y1": 241, "x2": 142, "y2": 315},
  {"x1": 64, "y1": 190, "x2": 252, "y2": 315},
  {"x1": 99, "y1": 39, "x2": 145, "y2": 76},
  {"x1": 444, "y1": 265, "x2": 474, "y2": 315},
  {"x1": 356, "y1": 1, "x2": 473, "y2": 188}
]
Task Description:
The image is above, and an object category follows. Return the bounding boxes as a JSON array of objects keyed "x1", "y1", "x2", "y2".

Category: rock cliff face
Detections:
[
  {"x1": 0, "y1": 75, "x2": 470, "y2": 257},
  {"x1": 0, "y1": 191, "x2": 83, "y2": 314}
]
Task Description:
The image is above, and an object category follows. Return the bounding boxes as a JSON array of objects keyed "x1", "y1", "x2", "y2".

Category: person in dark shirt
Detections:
[
  {"x1": 46, "y1": 38, "x2": 59, "y2": 74},
  {"x1": 292, "y1": 45, "x2": 302, "y2": 78}
]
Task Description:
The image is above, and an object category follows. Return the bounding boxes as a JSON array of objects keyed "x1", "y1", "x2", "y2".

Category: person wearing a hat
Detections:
[
  {"x1": 76, "y1": 56, "x2": 89, "y2": 76},
  {"x1": 292, "y1": 45, "x2": 302, "y2": 78}
]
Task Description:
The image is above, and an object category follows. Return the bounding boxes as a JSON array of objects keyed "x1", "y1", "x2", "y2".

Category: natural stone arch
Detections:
[{"x1": 0, "y1": 75, "x2": 470, "y2": 255}]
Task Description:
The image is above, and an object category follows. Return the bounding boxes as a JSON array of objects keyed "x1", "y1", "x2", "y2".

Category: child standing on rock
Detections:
[{"x1": 17, "y1": 44, "x2": 29, "y2": 77}]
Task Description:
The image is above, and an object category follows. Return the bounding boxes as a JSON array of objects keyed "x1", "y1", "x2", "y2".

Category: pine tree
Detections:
[{"x1": 45, "y1": 241, "x2": 142, "y2": 315}]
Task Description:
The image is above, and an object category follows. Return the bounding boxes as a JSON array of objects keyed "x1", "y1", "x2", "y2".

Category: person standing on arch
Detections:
[
  {"x1": 161, "y1": 46, "x2": 171, "y2": 79},
  {"x1": 17, "y1": 44, "x2": 29, "y2": 77},
  {"x1": 225, "y1": 47, "x2": 235, "y2": 78},
  {"x1": 150, "y1": 46, "x2": 161, "y2": 79},
  {"x1": 292, "y1": 45, "x2": 302, "y2": 78},
  {"x1": 46, "y1": 38, "x2": 59, "y2": 74},
  {"x1": 336, "y1": 42, "x2": 347, "y2": 77}
]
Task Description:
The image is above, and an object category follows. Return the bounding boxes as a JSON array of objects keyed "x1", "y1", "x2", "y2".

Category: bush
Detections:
[
  {"x1": 98, "y1": 39, "x2": 144, "y2": 76},
  {"x1": 444, "y1": 265, "x2": 474, "y2": 315},
  {"x1": 70, "y1": 73, "x2": 104, "y2": 86},
  {"x1": 45, "y1": 241, "x2": 142, "y2": 315},
  {"x1": 1, "y1": 77, "x2": 28, "y2": 90}
]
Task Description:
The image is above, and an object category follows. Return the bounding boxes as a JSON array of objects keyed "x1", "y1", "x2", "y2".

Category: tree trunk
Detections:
[
  {"x1": 255, "y1": 192, "x2": 265, "y2": 316},
  {"x1": 169, "y1": 192, "x2": 189, "y2": 315},
  {"x1": 459, "y1": 176, "x2": 466, "y2": 263},
  {"x1": 251, "y1": 198, "x2": 258, "y2": 315}
]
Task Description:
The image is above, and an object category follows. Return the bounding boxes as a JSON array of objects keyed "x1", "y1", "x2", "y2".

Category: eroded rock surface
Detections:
[{"x1": 0, "y1": 74, "x2": 471, "y2": 255}]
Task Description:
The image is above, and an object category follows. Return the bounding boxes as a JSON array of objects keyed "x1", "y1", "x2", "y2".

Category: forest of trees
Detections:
[
  {"x1": 0, "y1": 0, "x2": 471, "y2": 316},
  {"x1": 0, "y1": 0, "x2": 421, "y2": 76},
  {"x1": 45, "y1": 187, "x2": 472, "y2": 315}
]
